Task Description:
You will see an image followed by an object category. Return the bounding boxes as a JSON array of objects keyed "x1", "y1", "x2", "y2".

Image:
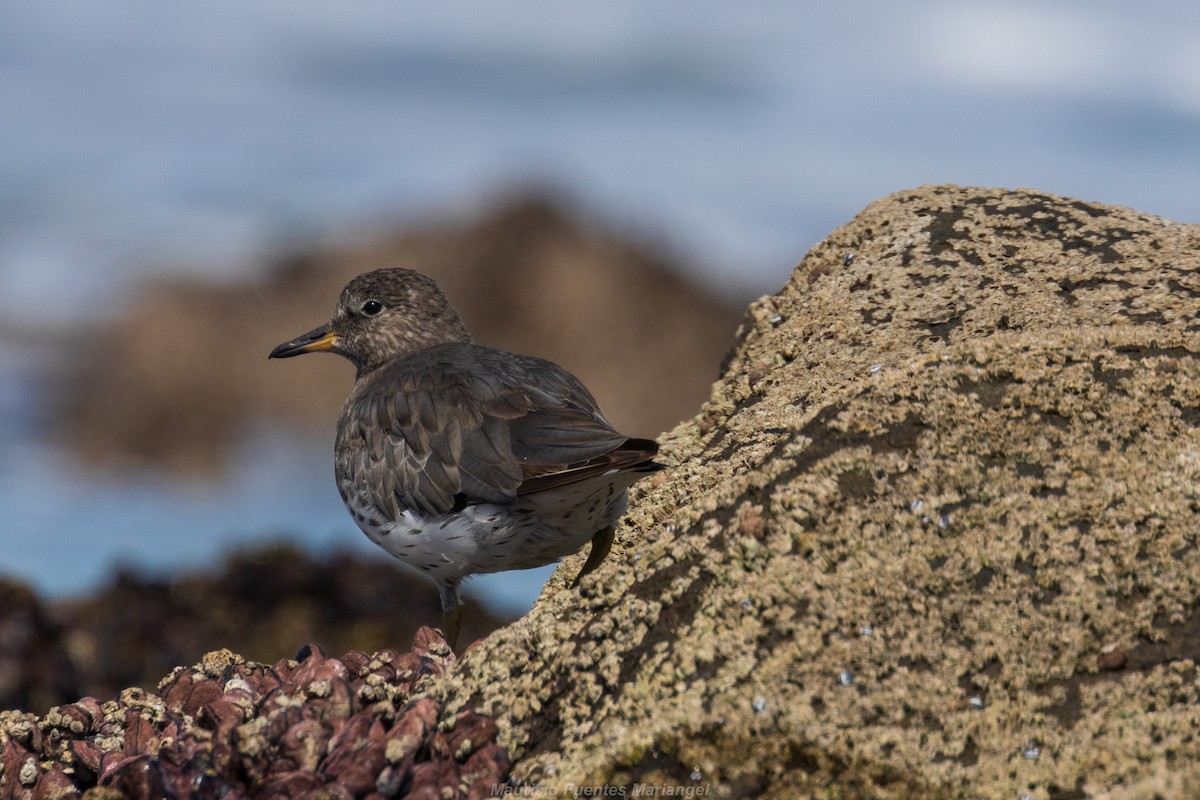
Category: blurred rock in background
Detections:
[
  {"x1": 0, "y1": 581, "x2": 80, "y2": 713},
  {"x1": 0, "y1": 544, "x2": 508, "y2": 713},
  {"x1": 56, "y1": 192, "x2": 747, "y2": 475}
]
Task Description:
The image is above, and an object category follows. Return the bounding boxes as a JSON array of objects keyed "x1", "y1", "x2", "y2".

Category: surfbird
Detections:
[{"x1": 269, "y1": 268, "x2": 663, "y2": 647}]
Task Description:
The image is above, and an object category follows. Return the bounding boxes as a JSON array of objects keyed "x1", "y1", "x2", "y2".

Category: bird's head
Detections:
[{"x1": 269, "y1": 268, "x2": 471, "y2": 376}]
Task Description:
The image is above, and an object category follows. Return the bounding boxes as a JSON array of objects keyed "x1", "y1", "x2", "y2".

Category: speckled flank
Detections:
[{"x1": 428, "y1": 185, "x2": 1200, "y2": 799}]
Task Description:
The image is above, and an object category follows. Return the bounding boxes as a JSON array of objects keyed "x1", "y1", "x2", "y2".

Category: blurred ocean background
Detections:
[{"x1": 2, "y1": 0, "x2": 1199, "y2": 614}]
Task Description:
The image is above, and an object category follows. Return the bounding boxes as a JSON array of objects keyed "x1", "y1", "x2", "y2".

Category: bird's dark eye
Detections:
[{"x1": 361, "y1": 299, "x2": 383, "y2": 316}]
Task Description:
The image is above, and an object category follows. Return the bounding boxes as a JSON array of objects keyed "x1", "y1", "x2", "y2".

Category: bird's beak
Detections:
[{"x1": 269, "y1": 323, "x2": 340, "y2": 359}]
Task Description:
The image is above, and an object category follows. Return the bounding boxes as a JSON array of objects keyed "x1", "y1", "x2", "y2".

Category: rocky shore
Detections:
[
  {"x1": 6, "y1": 184, "x2": 1200, "y2": 798},
  {"x1": 0, "y1": 630, "x2": 488, "y2": 800}
]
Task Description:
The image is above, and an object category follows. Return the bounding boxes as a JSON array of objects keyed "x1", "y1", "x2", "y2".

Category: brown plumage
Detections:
[{"x1": 270, "y1": 268, "x2": 662, "y2": 647}]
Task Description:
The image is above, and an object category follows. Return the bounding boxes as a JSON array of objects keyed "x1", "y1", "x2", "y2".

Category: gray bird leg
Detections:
[
  {"x1": 571, "y1": 525, "x2": 615, "y2": 588},
  {"x1": 438, "y1": 582, "x2": 463, "y2": 650}
]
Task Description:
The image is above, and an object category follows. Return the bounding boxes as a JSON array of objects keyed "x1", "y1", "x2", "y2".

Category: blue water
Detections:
[{"x1": 1, "y1": 1, "x2": 1199, "y2": 612}]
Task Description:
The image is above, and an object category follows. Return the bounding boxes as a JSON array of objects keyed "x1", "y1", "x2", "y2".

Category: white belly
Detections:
[{"x1": 342, "y1": 475, "x2": 630, "y2": 583}]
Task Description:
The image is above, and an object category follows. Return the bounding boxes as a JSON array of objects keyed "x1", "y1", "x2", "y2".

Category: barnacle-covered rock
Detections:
[
  {"x1": 30, "y1": 764, "x2": 74, "y2": 800},
  {"x1": 317, "y1": 711, "x2": 386, "y2": 786},
  {"x1": 384, "y1": 698, "x2": 439, "y2": 764},
  {"x1": 0, "y1": 629, "x2": 504, "y2": 798},
  {"x1": 423, "y1": 185, "x2": 1200, "y2": 798},
  {"x1": 42, "y1": 698, "x2": 102, "y2": 741},
  {"x1": 1, "y1": 739, "x2": 38, "y2": 799}
]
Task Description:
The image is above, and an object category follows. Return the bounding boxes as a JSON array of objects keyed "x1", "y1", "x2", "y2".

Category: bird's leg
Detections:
[
  {"x1": 438, "y1": 582, "x2": 463, "y2": 650},
  {"x1": 571, "y1": 526, "x2": 615, "y2": 588}
]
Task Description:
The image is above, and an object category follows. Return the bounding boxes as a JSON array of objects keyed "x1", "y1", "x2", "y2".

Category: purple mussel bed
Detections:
[{"x1": 0, "y1": 629, "x2": 508, "y2": 800}]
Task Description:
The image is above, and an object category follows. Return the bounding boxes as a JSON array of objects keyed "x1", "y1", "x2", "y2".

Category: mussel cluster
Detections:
[{"x1": 0, "y1": 628, "x2": 508, "y2": 799}]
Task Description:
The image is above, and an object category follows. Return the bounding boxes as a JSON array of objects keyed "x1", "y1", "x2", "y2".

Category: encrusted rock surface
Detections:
[
  {"x1": 428, "y1": 185, "x2": 1200, "y2": 798},
  {"x1": 7, "y1": 185, "x2": 1200, "y2": 799},
  {"x1": 0, "y1": 630, "x2": 504, "y2": 799}
]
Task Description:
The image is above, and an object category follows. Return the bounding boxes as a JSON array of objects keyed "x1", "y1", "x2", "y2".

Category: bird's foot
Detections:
[{"x1": 570, "y1": 526, "x2": 615, "y2": 589}]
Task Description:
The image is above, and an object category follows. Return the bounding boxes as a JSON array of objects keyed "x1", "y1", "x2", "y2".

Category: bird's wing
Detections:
[{"x1": 337, "y1": 344, "x2": 640, "y2": 519}]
